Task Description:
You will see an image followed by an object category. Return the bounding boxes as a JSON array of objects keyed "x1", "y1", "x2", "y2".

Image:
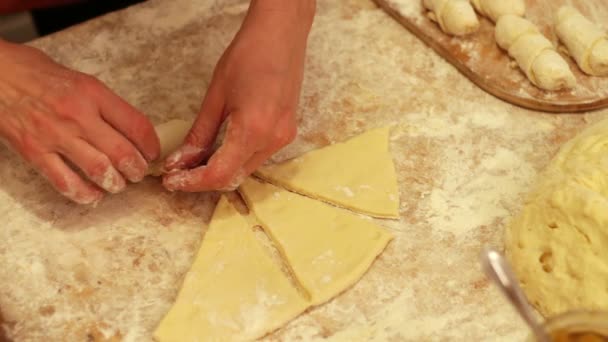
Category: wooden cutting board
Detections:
[{"x1": 373, "y1": 0, "x2": 608, "y2": 113}]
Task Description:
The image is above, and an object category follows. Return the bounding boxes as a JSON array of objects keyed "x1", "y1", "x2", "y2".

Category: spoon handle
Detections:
[{"x1": 481, "y1": 247, "x2": 551, "y2": 342}]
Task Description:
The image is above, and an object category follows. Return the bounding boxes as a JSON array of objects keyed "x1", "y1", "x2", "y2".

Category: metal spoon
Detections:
[{"x1": 481, "y1": 247, "x2": 551, "y2": 342}]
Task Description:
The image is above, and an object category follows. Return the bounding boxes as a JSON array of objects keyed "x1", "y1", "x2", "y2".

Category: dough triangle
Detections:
[
  {"x1": 239, "y1": 178, "x2": 393, "y2": 306},
  {"x1": 148, "y1": 119, "x2": 192, "y2": 176},
  {"x1": 255, "y1": 127, "x2": 400, "y2": 218},
  {"x1": 154, "y1": 196, "x2": 308, "y2": 342}
]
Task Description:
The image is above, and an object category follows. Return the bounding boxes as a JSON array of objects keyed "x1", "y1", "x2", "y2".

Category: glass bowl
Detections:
[{"x1": 528, "y1": 311, "x2": 608, "y2": 341}]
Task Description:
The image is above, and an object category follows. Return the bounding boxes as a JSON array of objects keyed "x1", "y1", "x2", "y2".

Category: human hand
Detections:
[
  {"x1": 0, "y1": 40, "x2": 160, "y2": 204},
  {"x1": 162, "y1": 0, "x2": 315, "y2": 192}
]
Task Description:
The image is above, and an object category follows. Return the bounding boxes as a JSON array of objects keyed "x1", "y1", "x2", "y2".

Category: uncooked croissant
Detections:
[
  {"x1": 423, "y1": 0, "x2": 479, "y2": 36},
  {"x1": 471, "y1": 0, "x2": 525, "y2": 23},
  {"x1": 147, "y1": 119, "x2": 192, "y2": 176},
  {"x1": 554, "y1": 6, "x2": 608, "y2": 76},
  {"x1": 495, "y1": 15, "x2": 576, "y2": 91}
]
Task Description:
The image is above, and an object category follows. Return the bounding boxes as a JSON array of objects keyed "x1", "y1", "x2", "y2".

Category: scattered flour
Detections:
[
  {"x1": 335, "y1": 185, "x2": 355, "y2": 197},
  {"x1": 425, "y1": 146, "x2": 535, "y2": 236}
]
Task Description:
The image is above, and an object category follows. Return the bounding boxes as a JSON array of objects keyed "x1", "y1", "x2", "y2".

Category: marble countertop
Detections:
[{"x1": 0, "y1": 0, "x2": 604, "y2": 341}]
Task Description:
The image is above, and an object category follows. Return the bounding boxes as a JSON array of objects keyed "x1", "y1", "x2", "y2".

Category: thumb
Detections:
[{"x1": 164, "y1": 83, "x2": 225, "y2": 171}]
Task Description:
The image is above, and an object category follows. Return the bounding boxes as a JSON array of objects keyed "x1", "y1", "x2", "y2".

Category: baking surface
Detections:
[
  {"x1": 0, "y1": 0, "x2": 606, "y2": 340},
  {"x1": 377, "y1": 0, "x2": 608, "y2": 112}
]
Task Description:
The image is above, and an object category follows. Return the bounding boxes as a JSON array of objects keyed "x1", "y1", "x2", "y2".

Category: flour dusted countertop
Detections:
[{"x1": 0, "y1": 0, "x2": 605, "y2": 341}]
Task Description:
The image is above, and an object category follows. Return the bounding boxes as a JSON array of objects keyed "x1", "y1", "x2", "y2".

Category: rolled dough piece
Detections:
[
  {"x1": 554, "y1": 6, "x2": 608, "y2": 76},
  {"x1": 147, "y1": 119, "x2": 192, "y2": 176},
  {"x1": 154, "y1": 196, "x2": 308, "y2": 341},
  {"x1": 256, "y1": 127, "x2": 400, "y2": 219},
  {"x1": 239, "y1": 177, "x2": 393, "y2": 305},
  {"x1": 423, "y1": 0, "x2": 479, "y2": 36},
  {"x1": 471, "y1": 0, "x2": 525, "y2": 23},
  {"x1": 495, "y1": 15, "x2": 576, "y2": 91},
  {"x1": 505, "y1": 117, "x2": 608, "y2": 316}
]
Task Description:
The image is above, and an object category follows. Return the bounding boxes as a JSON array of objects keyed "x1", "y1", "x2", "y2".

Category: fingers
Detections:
[
  {"x1": 18, "y1": 137, "x2": 103, "y2": 204},
  {"x1": 90, "y1": 78, "x2": 160, "y2": 162},
  {"x1": 164, "y1": 82, "x2": 225, "y2": 171},
  {"x1": 35, "y1": 153, "x2": 104, "y2": 205},
  {"x1": 163, "y1": 109, "x2": 297, "y2": 192},
  {"x1": 163, "y1": 119, "x2": 253, "y2": 192},
  {"x1": 83, "y1": 118, "x2": 149, "y2": 183},
  {"x1": 163, "y1": 144, "x2": 251, "y2": 192},
  {"x1": 59, "y1": 138, "x2": 126, "y2": 194}
]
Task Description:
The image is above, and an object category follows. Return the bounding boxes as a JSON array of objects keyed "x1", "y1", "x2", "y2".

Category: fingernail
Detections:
[
  {"x1": 163, "y1": 151, "x2": 181, "y2": 171},
  {"x1": 164, "y1": 144, "x2": 205, "y2": 171},
  {"x1": 84, "y1": 192, "x2": 104, "y2": 206},
  {"x1": 163, "y1": 171, "x2": 188, "y2": 191},
  {"x1": 98, "y1": 167, "x2": 126, "y2": 194},
  {"x1": 118, "y1": 158, "x2": 145, "y2": 183},
  {"x1": 64, "y1": 189, "x2": 104, "y2": 205},
  {"x1": 119, "y1": 157, "x2": 146, "y2": 183}
]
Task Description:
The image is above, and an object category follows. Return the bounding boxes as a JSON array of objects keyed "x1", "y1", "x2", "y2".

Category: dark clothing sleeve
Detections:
[{"x1": 32, "y1": 0, "x2": 145, "y2": 36}]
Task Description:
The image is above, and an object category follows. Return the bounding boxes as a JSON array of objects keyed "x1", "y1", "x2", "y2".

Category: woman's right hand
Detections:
[{"x1": 0, "y1": 40, "x2": 160, "y2": 204}]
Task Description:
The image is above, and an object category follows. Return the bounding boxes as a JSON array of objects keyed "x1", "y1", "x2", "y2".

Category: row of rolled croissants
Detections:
[{"x1": 423, "y1": 0, "x2": 608, "y2": 90}]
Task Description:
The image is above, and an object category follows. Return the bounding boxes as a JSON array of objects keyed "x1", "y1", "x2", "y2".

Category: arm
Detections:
[{"x1": 163, "y1": 0, "x2": 316, "y2": 191}]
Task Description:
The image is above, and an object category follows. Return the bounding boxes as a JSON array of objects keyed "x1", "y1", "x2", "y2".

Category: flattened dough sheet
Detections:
[
  {"x1": 240, "y1": 178, "x2": 393, "y2": 306},
  {"x1": 256, "y1": 127, "x2": 400, "y2": 219},
  {"x1": 154, "y1": 197, "x2": 308, "y2": 341}
]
